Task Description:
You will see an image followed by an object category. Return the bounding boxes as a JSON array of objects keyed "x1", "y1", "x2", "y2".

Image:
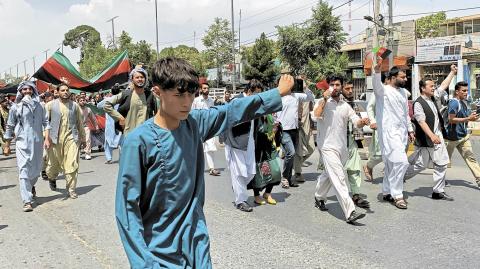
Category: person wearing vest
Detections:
[
  {"x1": 404, "y1": 79, "x2": 453, "y2": 200},
  {"x1": 45, "y1": 83, "x2": 86, "y2": 199},
  {"x1": 103, "y1": 67, "x2": 157, "y2": 136},
  {"x1": 78, "y1": 95, "x2": 99, "y2": 160},
  {"x1": 445, "y1": 81, "x2": 480, "y2": 187}
]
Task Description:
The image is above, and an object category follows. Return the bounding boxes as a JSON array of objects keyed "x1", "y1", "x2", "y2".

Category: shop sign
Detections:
[
  {"x1": 416, "y1": 36, "x2": 462, "y2": 62},
  {"x1": 352, "y1": 69, "x2": 365, "y2": 79}
]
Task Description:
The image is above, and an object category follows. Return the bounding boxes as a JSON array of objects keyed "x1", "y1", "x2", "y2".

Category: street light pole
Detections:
[
  {"x1": 155, "y1": 0, "x2": 159, "y2": 59},
  {"x1": 230, "y1": 0, "x2": 236, "y2": 92},
  {"x1": 107, "y1": 16, "x2": 119, "y2": 49},
  {"x1": 387, "y1": 0, "x2": 394, "y2": 69}
]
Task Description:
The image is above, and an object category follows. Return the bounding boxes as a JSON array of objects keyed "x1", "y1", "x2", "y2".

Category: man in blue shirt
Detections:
[
  {"x1": 115, "y1": 57, "x2": 294, "y2": 268},
  {"x1": 445, "y1": 81, "x2": 480, "y2": 187}
]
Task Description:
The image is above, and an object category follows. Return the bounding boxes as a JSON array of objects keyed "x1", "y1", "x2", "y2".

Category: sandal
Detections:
[
  {"x1": 254, "y1": 196, "x2": 266, "y2": 205},
  {"x1": 352, "y1": 194, "x2": 370, "y2": 209},
  {"x1": 209, "y1": 169, "x2": 221, "y2": 176},
  {"x1": 263, "y1": 194, "x2": 277, "y2": 205},
  {"x1": 394, "y1": 198, "x2": 407, "y2": 209},
  {"x1": 362, "y1": 165, "x2": 373, "y2": 182},
  {"x1": 281, "y1": 178, "x2": 290, "y2": 189}
]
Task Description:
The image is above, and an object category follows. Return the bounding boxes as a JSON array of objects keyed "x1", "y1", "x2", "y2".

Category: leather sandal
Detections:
[{"x1": 394, "y1": 198, "x2": 407, "y2": 209}]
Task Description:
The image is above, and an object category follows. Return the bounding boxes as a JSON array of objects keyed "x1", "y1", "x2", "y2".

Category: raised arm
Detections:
[
  {"x1": 437, "y1": 64, "x2": 457, "y2": 96},
  {"x1": 372, "y1": 58, "x2": 385, "y2": 97},
  {"x1": 192, "y1": 75, "x2": 293, "y2": 142}
]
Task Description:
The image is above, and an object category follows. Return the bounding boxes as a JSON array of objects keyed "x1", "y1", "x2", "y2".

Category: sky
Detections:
[{"x1": 1, "y1": 0, "x2": 479, "y2": 79}]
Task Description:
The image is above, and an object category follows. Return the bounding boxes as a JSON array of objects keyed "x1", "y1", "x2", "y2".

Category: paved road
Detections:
[{"x1": 1, "y1": 138, "x2": 479, "y2": 268}]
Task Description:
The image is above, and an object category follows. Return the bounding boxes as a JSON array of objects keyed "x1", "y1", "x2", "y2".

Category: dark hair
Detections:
[
  {"x1": 326, "y1": 75, "x2": 344, "y2": 85},
  {"x1": 56, "y1": 83, "x2": 69, "y2": 90},
  {"x1": 111, "y1": 83, "x2": 121, "y2": 95},
  {"x1": 419, "y1": 78, "x2": 434, "y2": 92},
  {"x1": 225, "y1": 90, "x2": 232, "y2": 94},
  {"x1": 246, "y1": 79, "x2": 264, "y2": 93},
  {"x1": 344, "y1": 80, "x2": 353, "y2": 86},
  {"x1": 151, "y1": 57, "x2": 199, "y2": 94},
  {"x1": 381, "y1": 72, "x2": 389, "y2": 83},
  {"x1": 388, "y1": 66, "x2": 404, "y2": 79},
  {"x1": 455, "y1": 81, "x2": 468, "y2": 91}
]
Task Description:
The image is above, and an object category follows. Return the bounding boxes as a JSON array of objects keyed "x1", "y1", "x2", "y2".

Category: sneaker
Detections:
[
  {"x1": 84, "y1": 155, "x2": 92, "y2": 160},
  {"x1": 23, "y1": 203, "x2": 33, "y2": 212},
  {"x1": 236, "y1": 202, "x2": 253, "y2": 212},
  {"x1": 69, "y1": 191, "x2": 78, "y2": 199},
  {"x1": 314, "y1": 197, "x2": 328, "y2": 211},
  {"x1": 346, "y1": 211, "x2": 366, "y2": 224},
  {"x1": 295, "y1": 173, "x2": 305, "y2": 183},
  {"x1": 432, "y1": 192, "x2": 454, "y2": 201}
]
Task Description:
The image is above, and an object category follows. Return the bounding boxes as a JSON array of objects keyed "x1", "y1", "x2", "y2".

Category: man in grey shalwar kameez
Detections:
[{"x1": 3, "y1": 81, "x2": 51, "y2": 212}]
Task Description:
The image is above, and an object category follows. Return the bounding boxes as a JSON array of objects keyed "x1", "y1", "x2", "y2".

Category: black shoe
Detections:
[
  {"x1": 236, "y1": 202, "x2": 253, "y2": 212},
  {"x1": 41, "y1": 170, "x2": 48, "y2": 180},
  {"x1": 49, "y1": 180, "x2": 57, "y2": 191},
  {"x1": 346, "y1": 211, "x2": 366, "y2": 224},
  {"x1": 32, "y1": 186, "x2": 36, "y2": 198},
  {"x1": 314, "y1": 198, "x2": 328, "y2": 211},
  {"x1": 353, "y1": 194, "x2": 370, "y2": 209},
  {"x1": 432, "y1": 192, "x2": 454, "y2": 201},
  {"x1": 289, "y1": 183, "x2": 300, "y2": 187},
  {"x1": 383, "y1": 194, "x2": 394, "y2": 203}
]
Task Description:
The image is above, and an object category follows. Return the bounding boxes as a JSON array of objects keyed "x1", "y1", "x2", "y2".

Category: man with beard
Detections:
[
  {"x1": 342, "y1": 80, "x2": 370, "y2": 209},
  {"x1": 312, "y1": 75, "x2": 370, "y2": 224},
  {"x1": 103, "y1": 67, "x2": 157, "y2": 136},
  {"x1": 373, "y1": 59, "x2": 414, "y2": 210},
  {"x1": 45, "y1": 83, "x2": 85, "y2": 199},
  {"x1": 78, "y1": 95, "x2": 99, "y2": 160},
  {"x1": 3, "y1": 82, "x2": 51, "y2": 211},
  {"x1": 192, "y1": 83, "x2": 221, "y2": 176}
]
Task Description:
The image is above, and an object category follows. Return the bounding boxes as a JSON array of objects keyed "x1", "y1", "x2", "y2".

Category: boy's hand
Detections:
[{"x1": 278, "y1": 74, "x2": 294, "y2": 97}]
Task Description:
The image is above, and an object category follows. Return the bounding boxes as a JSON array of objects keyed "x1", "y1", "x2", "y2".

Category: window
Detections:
[
  {"x1": 447, "y1": 23, "x2": 455, "y2": 36},
  {"x1": 438, "y1": 25, "x2": 447, "y2": 36},
  {"x1": 473, "y1": 19, "x2": 480, "y2": 33},
  {"x1": 456, "y1": 22, "x2": 464, "y2": 35},
  {"x1": 464, "y1": 20, "x2": 473, "y2": 34}
]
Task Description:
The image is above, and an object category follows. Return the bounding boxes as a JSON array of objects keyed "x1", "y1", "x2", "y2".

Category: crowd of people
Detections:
[{"x1": 1, "y1": 56, "x2": 480, "y2": 267}]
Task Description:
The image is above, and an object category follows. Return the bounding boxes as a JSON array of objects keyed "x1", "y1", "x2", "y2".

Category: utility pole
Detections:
[
  {"x1": 155, "y1": 0, "x2": 159, "y2": 59},
  {"x1": 387, "y1": 0, "x2": 394, "y2": 69},
  {"x1": 230, "y1": 0, "x2": 236, "y2": 92},
  {"x1": 23, "y1": 60, "x2": 27, "y2": 77},
  {"x1": 373, "y1": 0, "x2": 380, "y2": 50},
  {"x1": 44, "y1": 49, "x2": 50, "y2": 62},
  {"x1": 238, "y1": 9, "x2": 242, "y2": 52},
  {"x1": 107, "y1": 16, "x2": 119, "y2": 49}
]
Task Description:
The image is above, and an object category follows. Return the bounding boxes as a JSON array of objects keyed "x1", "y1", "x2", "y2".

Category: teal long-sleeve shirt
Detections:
[{"x1": 115, "y1": 88, "x2": 283, "y2": 268}]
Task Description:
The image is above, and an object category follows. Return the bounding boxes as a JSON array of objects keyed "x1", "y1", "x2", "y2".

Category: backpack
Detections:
[{"x1": 441, "y1": 98, "x2": 463, "y2": 140}]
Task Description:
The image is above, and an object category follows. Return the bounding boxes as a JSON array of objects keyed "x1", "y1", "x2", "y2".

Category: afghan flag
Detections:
[{"x1": 33, "y1": 50, "x2": 130, "y2": 92}]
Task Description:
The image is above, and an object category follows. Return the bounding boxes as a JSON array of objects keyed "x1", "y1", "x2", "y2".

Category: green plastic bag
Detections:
[{"x1": 251, "y1": 150, "x2": 282, "y2": 189}]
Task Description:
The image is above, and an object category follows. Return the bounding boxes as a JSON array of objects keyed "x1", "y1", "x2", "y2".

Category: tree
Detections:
[
  {"x1": 305, "y1": 50, "x2": 348, "y2": 82},
  {"x1": 63, "y1": 25, "x2": 102, "y2": 64},
  {"x1": 415, "y1": 12, "x2": 447, "y2": 39},
  {"x1": 159, "y1": 45, "x2": 211, "y2": 76},
  {"x1": 277, "y1": 0, "x2": 346, "y2": 76},
  {"x1": 242, "y1": 33, "x2": 278, "y2": 86},
  {"x1": 118, "y1": 31, "x2": 156, "y2": 67},
  {"x1": 202, "y1": 17, "x2": 234, "y2": 86}
]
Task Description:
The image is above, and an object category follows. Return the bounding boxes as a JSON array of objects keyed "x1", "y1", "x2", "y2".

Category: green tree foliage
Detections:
[
  {"x1": 202, "y1": 17, "x2": 234, "y2": 86},
  {"x1": 118, "y1": 31, "x2": 157, "y2": 67},
  {"x1": 63, "y1": 25, "x2": 102, "y2": 64},
  {"x1": 159, "y1": 45, "x2": 212, "y2": 76},
  {"x1": 277, "y1": 0, "x2": 346, "y2": 77},
  {"x1": 415, "y1": 12, "x2": 447, "y2": 39},
  {"x1": 305, "y1": 50, "x2": 348, "y2": 82},
  {"x1": 242, "y1": 33, "x2": 279, "y2": 86}
]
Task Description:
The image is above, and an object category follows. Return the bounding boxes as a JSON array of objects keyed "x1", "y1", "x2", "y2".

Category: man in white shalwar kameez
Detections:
[
  {"x1": 372, "y1": 59, "x2": 414, "y2": 209},
  {"x1": 404, "y1": 78, "x2": 453, "y2": 201},
  {"x1": 311, "y1": 75, "x2": 369, "y2": 224},
  {"x1": 192, "y1": 83, "x2": 221, "y2": 176},
  {"x1": 3, "y1": 81, "x2": 51, "y2": 212}
]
